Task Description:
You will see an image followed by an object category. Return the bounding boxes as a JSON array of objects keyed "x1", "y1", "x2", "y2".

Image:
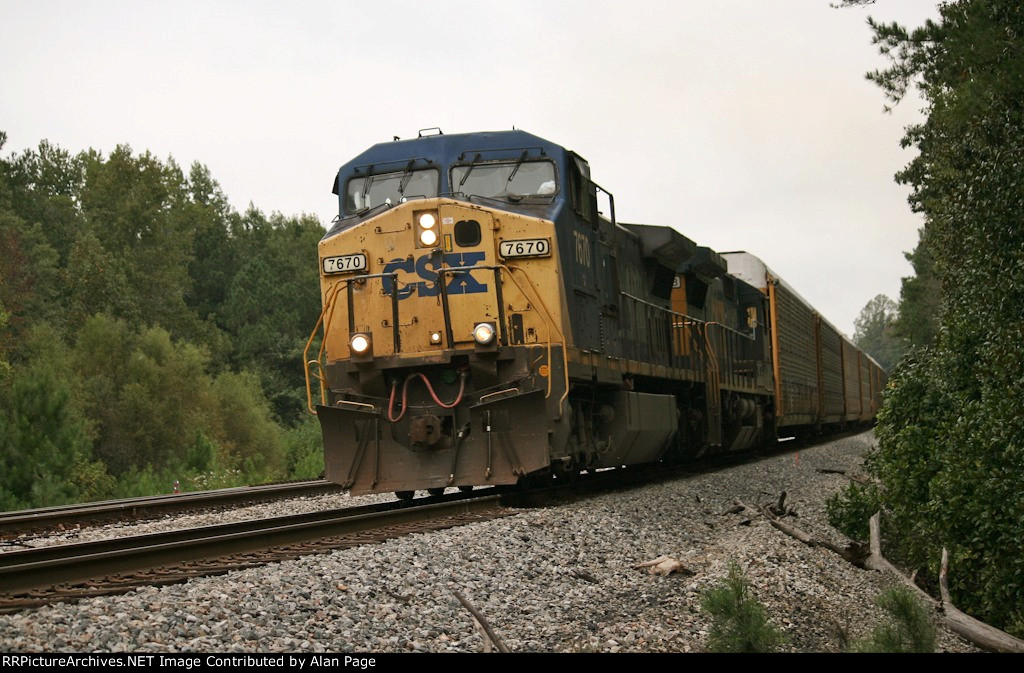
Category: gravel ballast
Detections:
[{"x1": 0, "y1": 431, "x2": 978, "y2": 652}]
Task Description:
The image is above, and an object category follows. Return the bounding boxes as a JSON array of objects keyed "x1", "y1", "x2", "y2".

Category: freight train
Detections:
[{"x1": 304, "y1": 129, "x2": 885, "y2": 498}]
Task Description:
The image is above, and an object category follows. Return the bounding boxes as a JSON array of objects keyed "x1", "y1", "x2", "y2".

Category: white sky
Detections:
[{"x1": 0, "y1": 0, "x2": 939, "y2": 337}]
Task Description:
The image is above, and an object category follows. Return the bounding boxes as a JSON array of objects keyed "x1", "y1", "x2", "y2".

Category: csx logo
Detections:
[{"x1": 382, "y1": 252, "x2": 488, "y2": 299}]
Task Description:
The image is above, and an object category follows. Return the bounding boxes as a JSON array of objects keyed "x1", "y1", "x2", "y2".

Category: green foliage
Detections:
[
  {"x1": 700, "y1": 562, "x2": 786, "y2": 653},
  {"x1": 222, "y1": 209, "x2": 325, "y2": 424},
  {"x1": 206, "y1": 370, "x2": 287, "y2": 479},
  {"x1": 284, "y1": 416, "x2": 326, "y2": 480},
  {"x1": 853, "y1": 294, "x2": 904, "y2": 370},
  {"x1": 0, "y1": 212, "x2": 66, "y2": 343},
  {"x1": 73, "y1": 316, "x2": 211, "y2": 474},
  {"x1": 67, "y1": 316, "x2": 289, "y2": 485},
  {"x1": 0, "y1": 349, "x2": 110, "y2": 510},
  {"x1": 894, "y1": 236, "x2": 941, "y2": 350},
  {"x1": 0, "y1": 134, "x2": 327, "y2": 507},
  {"x1": 826, "y1": 481, "x2": 880, "y2": 542},
  {"x1": 111, "y1": 465, "x2": 181, "y2": 499},
  {"x1": 853, "y1": 587, "x2": 936, "y2": 653},
  {"x1": 0, "y1": 300, "x2": 11, "y2": 385},
  {"x1": 852, "y1": 0, "x2": 1024, "y2": 636},
  {"x1": 64, "y1": 229, "x2": 138, "y2": 327}
]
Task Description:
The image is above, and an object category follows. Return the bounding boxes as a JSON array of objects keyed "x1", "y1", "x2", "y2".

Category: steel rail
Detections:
[
  {"x1": 0, "y1": 480, "x2": 343, "y2": 537},
  {"x1": 0, "y1": 493, "x2": 502, "y2": 596}
]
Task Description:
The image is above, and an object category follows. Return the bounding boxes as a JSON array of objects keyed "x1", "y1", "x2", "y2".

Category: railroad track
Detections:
[
  {"x1": 0, "y1": 491, "x2": 507, "y2": 613},
  {"x1": 0, "y1": 480, "x2": 344, "y2": 539},
  {"x1": 0, "y1": 468, "x2": 665, "y2": 614},
  {"x1": 0, "y1": 433, "x2": 860, "y2": 614}
]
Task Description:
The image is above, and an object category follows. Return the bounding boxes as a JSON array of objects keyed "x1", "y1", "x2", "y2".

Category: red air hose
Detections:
[{"x1": 387, "y1": 372, "x2": 466, "y2": 422}]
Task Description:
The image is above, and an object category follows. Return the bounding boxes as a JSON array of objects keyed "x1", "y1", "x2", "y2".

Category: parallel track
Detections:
[
  {"x1": 0, "y1": 491, "x2": 507, "y2": 613},
  {"x1": 0, "y1": 480, "x2": 344, "y2": 538}
]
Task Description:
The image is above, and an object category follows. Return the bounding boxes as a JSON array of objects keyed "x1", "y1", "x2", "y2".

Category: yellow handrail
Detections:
[
  {"x1": 302, "y1": 282, "x2": 346, "y2": 414},
  {"x1": 502, "y1": 264, "x2": 570, "y2": 417}
]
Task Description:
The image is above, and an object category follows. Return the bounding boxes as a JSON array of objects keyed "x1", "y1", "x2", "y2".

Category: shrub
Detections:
[
  {"x1": 853, "y1": 586, "x2": 935, "y2": 653},
  {"x1": 826, "y1": 481, "x2": 881, "y2": 541},
  {"x1": 700, "y1": 562, "x2": 785, "y2": 653}
]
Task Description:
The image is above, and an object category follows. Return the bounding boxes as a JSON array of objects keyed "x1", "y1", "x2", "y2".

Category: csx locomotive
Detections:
[{"x1": 304, "y1": 129, "x2": 885, "y2": 498}]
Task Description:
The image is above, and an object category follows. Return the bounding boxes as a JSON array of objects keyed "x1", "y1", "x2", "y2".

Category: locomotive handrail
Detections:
[
  {"x1": 306, "y1": 359, "x2": 328, "y2": 410},
  {"x1": 303, "y1": 274, "x2": 402, "y2": 413},
  {"x1": 704, "y1": 321, "x2": 757, "y2": 341},
  {"x1": 334, "y1": 399, "x2": 377, "y2": 412},
  {"x1": 620, "y1": 292, "x2": 754, "y2": 341},
  {"x1": 502, "y1": 264, "x2": 571, "y2": 416},
  {"x1": 303, "y1": 281, "x2": 348, "y2": 413},
  {"x1": 438, "y1": 263, "x2": 570, "y2": 413},
  {"x1": 477, "y1": 387, "x2": 521, "y2": 404},
  {"x1": 618, "y1": 292, "x2": 763, "y2": 393}
]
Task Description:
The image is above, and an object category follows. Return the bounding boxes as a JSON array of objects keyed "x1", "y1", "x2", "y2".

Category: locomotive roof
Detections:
[{"x1": 332, "y1": 129, "x2": 575, "y2": 194}]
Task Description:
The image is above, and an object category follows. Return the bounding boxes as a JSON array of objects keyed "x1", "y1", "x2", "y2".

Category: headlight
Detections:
[
  {"x1": 419, "y1": 228, "x2": 438, "y2": 246},
  {"x1": 350, "y1": 333, "x2": 371, "y2": 355},
  {"x1": 430, "y1": 331, "x2": 443, "y2": 345},
  {"x1": 473, "y1": 322, "x2": 496, "y2": 345},
  {"x1": 415, "y1": 210, "x2": 440, "y2": 248}
]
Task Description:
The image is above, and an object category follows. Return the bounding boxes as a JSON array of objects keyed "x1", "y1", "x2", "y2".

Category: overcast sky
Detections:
[{"x1": 1, "y1": 0, "x2": 940, "y2": 337}]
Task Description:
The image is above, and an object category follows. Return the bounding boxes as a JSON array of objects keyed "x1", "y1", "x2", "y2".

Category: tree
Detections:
[
  {"x1": 221, "y1": 208, "x2": 324, "y2": 423},
  {"x1": 0, "y1": 325, "x2": 112, "y2": 509},
  {"x1": 838, "y1": 0, "x2": 1024, "y2": 636},
  {"x1": 0, "y1": 134, "x2": 317, "y2": 504},
  {"x1": 701, "y1": 562, "x2": 786, "y2": 652},
  {"x1": 894, "y1": 235, "x2": 941, "y2": 349},
  {"x1": 853, "y1": 294, "x2": 903, "y2": 370}
]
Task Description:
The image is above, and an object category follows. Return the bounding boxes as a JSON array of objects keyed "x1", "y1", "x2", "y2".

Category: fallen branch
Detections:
[
  {"x1": 939, "y1": 548, "x2": 1024, "y2": 653},
  {"x1": 770, "y1": 491, "x2": 788, "y2": 517},
  {"x1": 733, "y1": 499, "x2": 753, "y2": 512},
  {"x1": 452, "y1": 589, "x2": 511, "y2": 653},
  {"x1": 762, "y1": 506, "x2": 813, "y2": 544},
  {"x1": 761, "y1": 505, "x2": 868, "y2": 567},
  {"x1": 865, "y1": 513, "x2": 1024, "y2": 653},
  {"x1": 863, "y1": 513, "x2": 934, "y2": 602}
]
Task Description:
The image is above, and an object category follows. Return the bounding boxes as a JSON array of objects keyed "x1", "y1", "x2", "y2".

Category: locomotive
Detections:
[{"x1": 304, "y1": 129, "x2": 885, "y2": 498}]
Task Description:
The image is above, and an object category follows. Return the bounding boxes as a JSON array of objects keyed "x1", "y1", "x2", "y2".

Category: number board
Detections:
[
  {"x1": 322, "y1": 253, "x2": 368, "y2": 275},
  {"x1": 499, "y1": 238, "x2": 551, "y2": 259}
]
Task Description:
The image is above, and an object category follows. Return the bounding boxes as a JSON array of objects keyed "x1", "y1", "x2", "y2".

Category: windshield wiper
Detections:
[
  {"x1": 459, "y1": 153, "x2": 482, "y2": 188},
  {"x1": 507, "y1": 150, "x2": 528, "y2": 184},
  {"x1": 398, "y1": 159, "x2": 416, "y2": 195},
  {"x1": 361, "y1": 165, "x2": 375, "y2": 200}
]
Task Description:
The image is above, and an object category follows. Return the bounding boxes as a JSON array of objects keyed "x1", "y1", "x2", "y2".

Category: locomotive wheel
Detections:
[
  {"x1": 395, "y1": 490, "x2": 415, "y2": 501},
  {"x1": 427, "y1": 487, "x2": 445, "y2": 496}
]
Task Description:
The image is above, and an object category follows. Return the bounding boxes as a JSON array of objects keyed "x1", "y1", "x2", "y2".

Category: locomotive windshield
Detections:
[
  {"x1": 451, "y1": 160, "x2": 556, "y2": 202},
  {"x1": 345, "y1": 168, "x2": 439, "y2": 214}
]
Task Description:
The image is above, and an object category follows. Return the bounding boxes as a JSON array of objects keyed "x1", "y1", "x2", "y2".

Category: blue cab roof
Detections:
[{"x1": 332, "y1": 129, "x2": 572, "y2": 197}]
